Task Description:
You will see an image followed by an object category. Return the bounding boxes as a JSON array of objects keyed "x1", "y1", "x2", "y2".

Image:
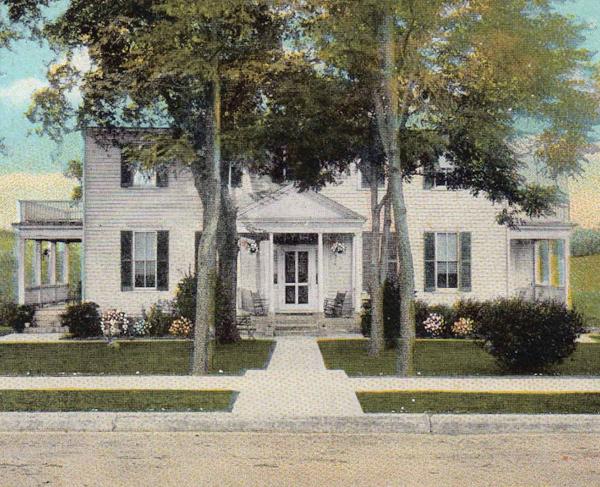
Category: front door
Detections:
[{"x1": 277, "y1": 246, "x2": 317, "y2": 312}]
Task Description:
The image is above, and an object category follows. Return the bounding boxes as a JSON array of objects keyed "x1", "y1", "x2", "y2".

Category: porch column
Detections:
[
  {"x1": 317, "y1": 232, "x2": 324, "y2": 314},
  {"x1": 16, "y1": 236, "x2": 26, "y2": 305},
  {"x1": 49, "y1": 241, "x2": 57, "y2": 285},
  {"x1": 61, "y1": 242, "x2": 70, "y2": 284},
  {"x1": 268, "y1": 232, "x2": 275, "y2": 314},
  {"x1": 353, "y1": 232, "x2": 363, "y2": 311},
  {"x1": 33, "y1": 240, "x2": 42, "y2": 287},
  {"x1": 564, "y1": 238, "x2": 571, "y2": 307},
  {"x1": 236, "y1": 248, "x2": 241, "y2": 310}
]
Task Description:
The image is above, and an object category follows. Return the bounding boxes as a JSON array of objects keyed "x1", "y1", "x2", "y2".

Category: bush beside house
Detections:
[
  {"x1": 0, "y1": 301, "x2": 35, "y2": 333},
  {"x1": 361, "y1": 289, "x2": 583, "y2": 373},
  {"x1": 60, "y1": 302, "x2": 102, "y2": 338},
  {"x1": 477, "y1": 298, "x2": 584, "y2": 373}
]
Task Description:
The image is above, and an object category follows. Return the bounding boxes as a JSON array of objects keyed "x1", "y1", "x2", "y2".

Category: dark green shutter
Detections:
[
  {"x1": 156, "y1": 165, "x2": 169, "y2": 187},
  {"x1": 423, "y1": 171, "x2": 434, "y2": 190},
  {"x1": 157, "y1": 231, "x2": 169, "y2": 290},
  {"x1": 424, "y1": 232, "x2": 436, "y2": 292},
  {"x1": 120, "y1": 152, "x2": 133, "y2": 188},
  {"x1": 194, "y1": 231, "x2": 202, "y2": 276},
  {"x1": 120, "y1": 231, "x2": 133, "y2": 291},
  {"x1": 459, "y1": 232, "x2": 472, "y2": 292}
]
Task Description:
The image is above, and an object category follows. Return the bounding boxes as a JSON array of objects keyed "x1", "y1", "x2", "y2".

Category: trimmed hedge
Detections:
[{"x1": 477, "y1": 298, "x2": 584, "y2": 373}]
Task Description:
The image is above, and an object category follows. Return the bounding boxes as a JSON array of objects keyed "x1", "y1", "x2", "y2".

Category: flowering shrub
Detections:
[
  {"x1": 169, "y1": 317, "x2": 194, "y2": 338},
  {"x1": 100, "y1": 309, "x2": 130, "y2": 338},
  {"x1": 131, "y1": 318, "x2": 150, "y2": 337},
  {"x1": 423, "y1": 313, "x2": 444, "y2": 337},
  {"x1": 146, "y1": 301, "x2": 175, "y2": 336},
  {"x1": 451, "y1": 317, "x2": 475, "y2": 338}
]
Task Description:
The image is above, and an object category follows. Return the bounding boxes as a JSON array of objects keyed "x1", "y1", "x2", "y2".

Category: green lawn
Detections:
[
  {"x1": 0, "y1": 339, "x2": 274, "y2": 376},
  {"x1": 0, "y1": 389, "x2": 235, "y2": 412},
  {"x1": 357, "y1": 391, "x2": 600, "y2": 414},
  {"x1": 0, "y1": 326, "x2": 12, "y2": 337},
  {"x1": 319, "y1": 339, "x2": 600, "y2": 376},
  {"x1": 571, "y1": 254, "x2": 600, "y2": 328}
]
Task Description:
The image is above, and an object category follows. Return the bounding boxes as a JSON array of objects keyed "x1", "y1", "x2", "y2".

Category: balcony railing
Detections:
[
  {"x1": 18, "y1": 200, "x2": 82, "y2": 225},
  {"x1": 525, "y1": 205, "x2": 570, "y2": 225}
]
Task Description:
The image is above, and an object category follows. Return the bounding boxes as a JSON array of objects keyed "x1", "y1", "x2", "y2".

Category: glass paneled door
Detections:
[{"x1": 277, "y1": 246, "x2": 317, "y2": 311}]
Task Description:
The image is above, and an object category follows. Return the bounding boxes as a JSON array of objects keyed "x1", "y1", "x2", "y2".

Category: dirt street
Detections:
[{"x1": 0, "y1": 432, "x2": 598, "y2": 486}]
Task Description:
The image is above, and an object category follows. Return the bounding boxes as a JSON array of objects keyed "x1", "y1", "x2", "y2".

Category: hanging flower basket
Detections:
[
  {"x1": 331, "y1": 241, "x2": 346, "y2": 254},
  {"x1": 239, "y1": 238, "x2": 258, "y2": 254}
]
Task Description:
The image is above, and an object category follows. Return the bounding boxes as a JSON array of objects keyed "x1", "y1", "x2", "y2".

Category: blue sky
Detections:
[{"x1": 0, "y1": 0, "x2": 599, "y2": 176}]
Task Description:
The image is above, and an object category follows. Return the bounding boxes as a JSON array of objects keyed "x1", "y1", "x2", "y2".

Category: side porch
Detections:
[
  {"x1": 12, "y1": 200, "x2": 83, "y2": 309},
  {"x1": 508, "y1": 222, "x2": 572, "y2": 304}
]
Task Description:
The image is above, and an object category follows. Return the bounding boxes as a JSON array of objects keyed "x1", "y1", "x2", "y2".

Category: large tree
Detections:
[
  {"x1": 27, "y1": 0, "x2": 286, "y2": 374},
  {"x1": 303, "y1": 0, "x2": 599, "y2": 374}
]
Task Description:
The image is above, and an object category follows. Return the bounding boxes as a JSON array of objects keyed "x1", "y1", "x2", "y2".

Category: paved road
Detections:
[{"x1": 0, "y1": 432, "x2": 599, "y2": 486}]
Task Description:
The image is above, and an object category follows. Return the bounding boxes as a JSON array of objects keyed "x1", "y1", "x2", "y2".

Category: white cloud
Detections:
[{"x1": 0, "y1": 77, "x2": 47, "y2": 105}]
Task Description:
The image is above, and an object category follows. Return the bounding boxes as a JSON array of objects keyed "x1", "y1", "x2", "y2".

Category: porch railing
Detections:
[
  {"x1": 515, "y1": 285, "x2": 566, "y2": 304},
  {"x1": 18, "y1": 200, "x2": 82, "y2": 225},
  {"x1": 24, "y1": 284, "x2": 70, "y2": 306}
]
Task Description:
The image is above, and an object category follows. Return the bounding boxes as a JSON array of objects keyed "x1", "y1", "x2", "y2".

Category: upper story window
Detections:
[
  {"x1": 423, "y1": 155, "x2": 454, "y2": 190},
  {"x1": 121, "y1": 145, "x2": 168, "y2": 188},
  {"x1": 359, "y1": 166, "x2": 385, "y2": 189},
  {"x1": 133, "y1": 167, "x2": 157, "y2": 187}
]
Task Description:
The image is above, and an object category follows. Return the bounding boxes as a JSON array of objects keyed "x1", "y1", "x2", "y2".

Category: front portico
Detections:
[{"x1": 236, "y1": 186, "x2": 366, "y2": 316}]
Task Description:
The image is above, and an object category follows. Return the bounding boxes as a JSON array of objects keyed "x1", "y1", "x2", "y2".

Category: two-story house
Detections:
[{"x1": 13, "y1": 129, "x2": 573, "y2": 331}]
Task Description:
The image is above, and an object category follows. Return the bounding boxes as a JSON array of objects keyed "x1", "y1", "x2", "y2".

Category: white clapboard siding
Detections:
[{"x1": 84, "y1": 131, "x2": 522, "y2": 313}]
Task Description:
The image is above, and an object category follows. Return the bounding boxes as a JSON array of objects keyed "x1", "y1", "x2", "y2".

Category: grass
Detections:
[
  {"x1": 357, "y1": 391, "x2": 600, "y2": 414},
  {"x1": 0, "y1": 389, "x2": 235, "y2": 412},
  {"x1": 571, "y1": 254, "x2": 600, "y2": 328},
  {"x1": 591, "y1": 335, "x2": 600, "y2": 343},
  {"x1": 318, "y1": 339, "x2": 600, "y2": 376},
  {"x1": 0, "y1": 326, "x2": 12, "y2": 337},
  {"x1": 0, "y1": 339, "x2": 275, "y2": 376}
]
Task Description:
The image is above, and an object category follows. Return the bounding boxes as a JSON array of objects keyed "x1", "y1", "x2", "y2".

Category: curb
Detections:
[{"x1": 0, "y1": 412, "x2": 599, "y2": 434}]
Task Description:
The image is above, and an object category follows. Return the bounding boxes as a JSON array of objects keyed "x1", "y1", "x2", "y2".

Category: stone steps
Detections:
[{"x1": 29, "y1": 305, "x2": 67, "y2": 333}]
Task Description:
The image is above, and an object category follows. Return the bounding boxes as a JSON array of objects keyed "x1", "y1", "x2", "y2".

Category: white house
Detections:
[{"x1": 13, "y1": 129, "x2": 572, "y2": 330}]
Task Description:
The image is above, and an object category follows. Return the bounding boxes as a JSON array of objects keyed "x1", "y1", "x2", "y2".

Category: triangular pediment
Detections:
[{"x1": 239, "y1": 185, "x2": 365, "y2": 223}]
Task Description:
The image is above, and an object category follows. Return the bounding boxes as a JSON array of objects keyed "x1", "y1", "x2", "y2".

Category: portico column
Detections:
[
  {"x1": 353, "y1": 232, "x2": 363, "y2": 311},
  {"x1": 564, "y1": 238, "x2": 571, "y2": 308},
  {"x1": 16, "y1": 236, "x2": 26, "y2": 305},
  {"x1": 61, "y1": 242, "x2": 70, "y2": 285},
  {"x1": 49, "y1": 241, "x2": 57, "y2": 285},
  {"x1": 268, "y1": 232, "x2": 275, "y2": 314},
  {"x1": 33, "y1": 241, "x2": 42, "y2": 287},
  {"x1": 317, "y1": 232, "x2": 324, "y2": 314}
]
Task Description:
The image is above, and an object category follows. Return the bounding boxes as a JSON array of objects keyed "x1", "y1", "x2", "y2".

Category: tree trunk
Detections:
[
  {"x1": 368, "y1": 163, "x2": 385, "y2": 356},
  {"x1": 216, "y1": 183, "x2": 241, "y2": 343},
  {"x1": 373, "y1": 12, "x2": 417, "y2": 376},
  {"x1": 192, "y1": 78, "x2": 222, "y2": 375}
]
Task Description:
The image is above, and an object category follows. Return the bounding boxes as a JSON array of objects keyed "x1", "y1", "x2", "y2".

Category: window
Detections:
[
  {"x1": 536, "y1": 239, "x2": 565, "y2": 287},
  {"x1": 120, "y1": 145, "x2": 168, "y2": 188},
  {"x1": 424, "y1": 232, "x2": 471, "y2": 292},
  {"x1": 436, "y1": 233, "x2": 458, "y2": 288},
  {"x1": 134, "y1": 232, "x2": 157, "y2": 288},
  {"x1": 360, "y1": 167, "x2": 385, "y2": 189},
  {"x1": 424, "y1": 155, "x2": 454, "y2": 190},
  {"x1": 132, "y1": 167, "x2": 157, "y2": 187}
]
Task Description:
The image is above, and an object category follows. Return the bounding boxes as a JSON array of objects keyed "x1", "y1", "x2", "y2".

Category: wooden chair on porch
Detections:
[{"x1": 323, "y1": 291, "x2": 349, "y2": 318}]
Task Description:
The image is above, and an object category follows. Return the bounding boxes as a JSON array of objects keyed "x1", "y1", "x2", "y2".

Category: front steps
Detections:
[
  {"x1": 251, "y1": 313, "x2": 360, "y2": 337},
  {"x1": 25, "y1": 304, "x2": 66, "y2": 334}
]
